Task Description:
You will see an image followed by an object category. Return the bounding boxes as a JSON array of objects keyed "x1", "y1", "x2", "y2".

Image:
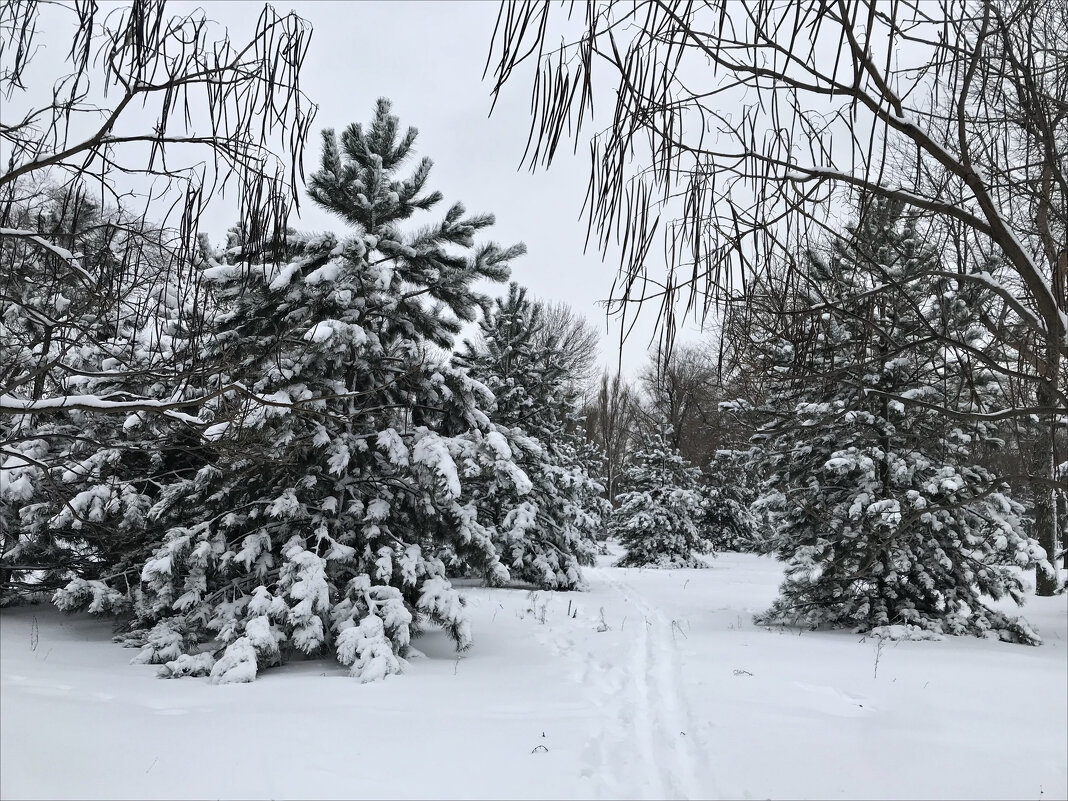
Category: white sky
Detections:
[{"x1": 164, "y1": 0, "x2": 711, "y2": 378}]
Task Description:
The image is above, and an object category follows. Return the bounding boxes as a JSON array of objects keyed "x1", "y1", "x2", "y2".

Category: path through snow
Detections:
[
  {"x1": 592, "y1": 566, "x2": 713, "y2": 800},
  {"x1": 527, "y1": 564, "x2": 713, "y2": 800}
]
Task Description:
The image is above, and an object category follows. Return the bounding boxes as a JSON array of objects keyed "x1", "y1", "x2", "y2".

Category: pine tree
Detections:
[
  {"x1": 456, "y1": 283, "x2": 606, "y2": 589},
  {"x1": 54, "y1": 99, "x2": 528, "y2": 681},
  {"x1": 750, "y1": 199, "x2": 1043, "y2": 643},
  {"x1": 698, "y1": 453, "x2": 763, "y2": 552},
  {"x1": 610, "y1": 427, "x2": 711, "y2": 568},
  {"x1": 577, "y1": 437, "x2": 614, "y2": 553}
]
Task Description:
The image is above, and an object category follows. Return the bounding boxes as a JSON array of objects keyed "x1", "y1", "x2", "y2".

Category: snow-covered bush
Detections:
[
  {"x1": 698, "y1": 450, "x2": 765, "y2": 552},
  {"x1": 1, "y1": 190, "x2": 211, "y2": 604}
]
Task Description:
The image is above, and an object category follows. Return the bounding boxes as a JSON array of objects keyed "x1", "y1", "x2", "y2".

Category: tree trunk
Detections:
[
  {"x1": 1059, "y1": 487, "x2": 1067, "y2": 572},
  {"x1": 1034, "y1": 487, "x2": 1058, "y2": 596},
  {"x1": 1034, "y1": 341, "x2": 1061, "y2": 597}
]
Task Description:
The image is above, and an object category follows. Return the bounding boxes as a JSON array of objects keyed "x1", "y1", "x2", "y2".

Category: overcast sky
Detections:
[{"x1": 161, "y1": 0, "x2": 709, "y2": 378}]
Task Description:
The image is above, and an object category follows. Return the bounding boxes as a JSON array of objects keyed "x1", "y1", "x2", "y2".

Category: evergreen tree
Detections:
[
  {"x1": 54, "y1": 99, "x2": 528, "y2": 681},
  {"x1": 698, "y1": 453, "x2": 763, "y2": 552},
  {"x1": 457, "y1": 283, "x2": 606, "y2": 589},
  {"x1": 610, "y1": 428, "x2": 711, "y2": 568},
  {"x1": 577, "y1": 437, "x2": 614, "y2": 554},
  {"x1": 750, "y1": 199, "x2": 1043, "y2": 643}
]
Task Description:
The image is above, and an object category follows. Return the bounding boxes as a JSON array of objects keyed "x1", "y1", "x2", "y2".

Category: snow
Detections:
[
  {"x1": 202, "y1": 421, "x2": 231, "y2": 441},
  {"x1": 0, "y1": 394, "x2": 202, "y2": 425},
  {"x1": 485, "y1": 429, "x2": 514, "y2": 461},
  {"x1": 0, "y1": 228, "x2": 91, "y2": 283},
  {"x1": 2, "y1": 551, "x2": 1065, "y2": 800},
  {"x1": 303, "y1": 320, "x2": 338, "y2": 343},
  {"x1": 209, "y1": 638, "x2": 258, "y2": 685},
  {"x1": 305, "y1": 261, "x2": 341, "y2": 285},
  {"x1": 411, "y1": 431, "x2": 462, "y2": 498},
  {"x1": 268, "y1": 261, "x2": 303, "y2": 291}
]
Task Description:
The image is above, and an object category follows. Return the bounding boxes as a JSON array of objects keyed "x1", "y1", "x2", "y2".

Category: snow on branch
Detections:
[{"x1": 0, "y1": 228, "x2": 92, "y2": 283}]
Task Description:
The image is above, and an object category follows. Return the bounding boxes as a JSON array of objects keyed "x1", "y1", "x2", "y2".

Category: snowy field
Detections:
[{"x1": 2, "y1": 551, "x2": 1065, "y2": 801}]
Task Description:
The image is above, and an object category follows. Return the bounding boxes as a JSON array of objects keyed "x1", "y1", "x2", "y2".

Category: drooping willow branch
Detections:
[{"x1": 486, "y1": 0, "x2": 1066, "y2": 416}]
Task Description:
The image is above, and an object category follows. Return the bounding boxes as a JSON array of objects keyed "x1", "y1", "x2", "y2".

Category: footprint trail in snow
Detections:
[
  {"x1": 529, "y1": 568, "x2": 716, "y2": 800},
  {"x1": 598, "y1": 568, "x2": 713, "y2": 800}
]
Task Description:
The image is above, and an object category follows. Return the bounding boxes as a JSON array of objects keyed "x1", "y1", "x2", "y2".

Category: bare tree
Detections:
[
  {"x1": 637, "y1": 343, "x2": 716, "y2": 464},
  {"x1": 0, "y1": 0, "x2": 316, "y2": 423},
  {"x1": 536, "y1": 300, "x2": 601, "y2": 397},
  {"x1": 584, "y1": 370, "x2": 638, "y2": 503},
  {"x1": 487, "y1": 0, "x2": 1066, "y2": 592}
]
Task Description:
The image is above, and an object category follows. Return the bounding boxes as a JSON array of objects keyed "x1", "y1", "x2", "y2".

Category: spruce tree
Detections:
[
  {"x1": 751, "y1": 199, "x2": 1043, "y2": 643},
  {"x1": 54, "y1": 99, "x2": 528, "y2": 681},
  {"x1": 610, "y1": 427, "x2": 711, "y2": 568},
  {"x1": 456, "y1": 283, "x2": 606, "y2": 589}
]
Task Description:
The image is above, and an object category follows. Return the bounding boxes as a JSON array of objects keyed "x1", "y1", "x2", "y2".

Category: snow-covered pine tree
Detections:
[
  {"x1": 609, "y1": 427, "x2": 711, "y2": 568},
  {"x1": 577, "y1": 437, "x2": 614, "y2": 554},
  {"x1": 751, "y1": 199, "x2": 1043, "y2": 643},
  {"x1": 698, "y1": 452, "x2": 763, "y2": 552},
  {"x1": 456, "y1": 283, "x2": 606, "y2": 589},
  {"x1": 54, "y1": 99, "x2": 529, "y2": 682}
]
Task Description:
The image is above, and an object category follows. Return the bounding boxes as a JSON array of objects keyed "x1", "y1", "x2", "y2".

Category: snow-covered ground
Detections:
[{"x1": 2, "y1": 552, "x2": 1065, "y2": 800}]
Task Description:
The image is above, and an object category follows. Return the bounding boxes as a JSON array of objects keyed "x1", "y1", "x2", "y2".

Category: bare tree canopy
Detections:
[
  {"x1": 637, "y1": 343, "x2": 715, "y2": 457},
  {"x1": 1, "y1": 0, "x2": 315, "y2": 237},
  {"x1": 537, "y1": 300, "x2": 601, "y2": 394},
  {"x1": 0, "y1": 0, "x2": 316, "y2": 421},
  {"x1": 486, "y1": 0, "x2": 1066, "y2": 406},
  {"x1": 584, "y1": 370, "x2": 638, "y2": 502}
]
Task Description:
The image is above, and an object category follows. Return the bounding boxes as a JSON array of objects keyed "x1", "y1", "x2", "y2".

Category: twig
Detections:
[{"x1": 873, "y1": 638, "x2": 885, "y2": 679}]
